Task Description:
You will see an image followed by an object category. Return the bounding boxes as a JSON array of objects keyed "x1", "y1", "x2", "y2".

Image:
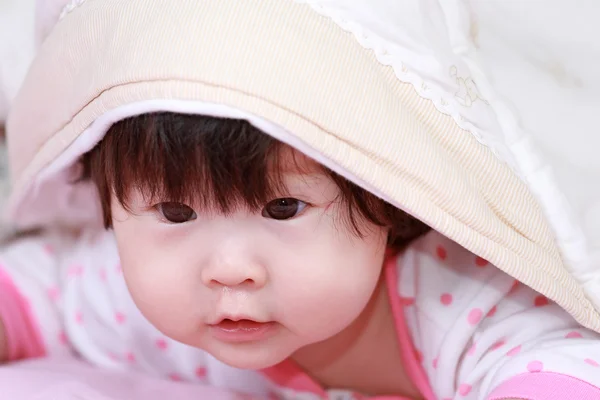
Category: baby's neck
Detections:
[{"x1": 290, "y1": 275, "x2": 422, "y2": 399}]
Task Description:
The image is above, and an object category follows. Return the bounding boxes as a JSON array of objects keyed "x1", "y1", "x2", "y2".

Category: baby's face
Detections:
[{"x1": 111, "y1": 154, "x2": 388, "y2": 369}]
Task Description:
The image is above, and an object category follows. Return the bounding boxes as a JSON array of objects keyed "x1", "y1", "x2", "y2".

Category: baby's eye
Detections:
[
  {"x1": 156, "y1": 202, "x2": 197, "y2": 224},
  {"x1": 262, "y1": 198, "x2": 308, "y2": 220}
]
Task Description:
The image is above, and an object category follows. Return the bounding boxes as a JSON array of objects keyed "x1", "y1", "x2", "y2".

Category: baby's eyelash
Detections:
[{"x1": 153, "y1": 202, "x2": 198, "y2": 224}]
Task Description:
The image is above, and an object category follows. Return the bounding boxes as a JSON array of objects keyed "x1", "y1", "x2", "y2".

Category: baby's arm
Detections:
[
  {"x1": 404, "y1": 232, "x2": 600, "y2": 400},
  {"x1": 457, "y1": 291, "x2": 600, "y2": 400},
  {"x1": 0, "y1": 232, "x2": 73, "y2": 363}
]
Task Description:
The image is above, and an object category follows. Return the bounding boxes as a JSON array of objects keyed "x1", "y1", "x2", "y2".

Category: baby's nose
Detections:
[{"x1": 200, "y1": 258, "x2": 267, "y2": 290}]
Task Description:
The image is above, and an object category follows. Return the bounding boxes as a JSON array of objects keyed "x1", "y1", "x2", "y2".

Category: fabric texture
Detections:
[{"x1": 1, "y1": 230, "x2": 600, "y2": 399}]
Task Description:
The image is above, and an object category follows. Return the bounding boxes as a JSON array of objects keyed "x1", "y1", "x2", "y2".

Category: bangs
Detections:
[
  {"x1": 88, "y1": 112, "x2": 305, "y2": 215},
  {"x1": 82, "y1": 112, "x2": 430, "y2": 245}
]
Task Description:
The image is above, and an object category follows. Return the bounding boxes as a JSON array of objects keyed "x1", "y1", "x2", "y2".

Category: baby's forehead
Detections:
[{"x1": 276, "y1": 146, "x2": 323, "y2": 176}]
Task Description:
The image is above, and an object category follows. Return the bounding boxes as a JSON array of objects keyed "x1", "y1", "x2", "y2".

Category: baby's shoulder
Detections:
[
  {"x1": 397, "y1": 230, "x2": 492, "y2": 273},
  {"x1": 390, "y1": 230, "x2": 515, "y2": 309},
  {"x1": 61, "y1": 229, "x2": 120, "y2": 270},
  {"x1": 0, "y1": 228, "x2": 120, "y2": 273}
]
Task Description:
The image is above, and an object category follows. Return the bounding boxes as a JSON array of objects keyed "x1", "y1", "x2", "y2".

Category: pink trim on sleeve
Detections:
[
  {"x1": 488, "y1": 372, "x2": 600, "y2": 400},
  {"x1": 261, "y1": 359, "x2": 327, "y2": 396},
  {"x1": 0, "y1": 267, "x2": 47, "y2": 361}
]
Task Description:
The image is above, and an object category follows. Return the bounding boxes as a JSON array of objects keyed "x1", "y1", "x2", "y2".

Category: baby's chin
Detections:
[{"x1": 205, "y1": 339, "x2": 295, "y2": 370}]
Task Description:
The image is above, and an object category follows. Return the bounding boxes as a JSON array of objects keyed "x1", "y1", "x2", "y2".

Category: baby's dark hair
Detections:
[{"x1": 80, "y1": 112, "x2": 429, "y2": 248}]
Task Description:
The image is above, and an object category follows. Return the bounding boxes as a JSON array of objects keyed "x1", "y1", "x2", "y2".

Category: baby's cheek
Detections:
[
  {"x1": 122, "y1": 261, "x2": 193, "y2": 333},
  {"x1": 281, "y1": 273, "x2": 376, "y2": 341}
]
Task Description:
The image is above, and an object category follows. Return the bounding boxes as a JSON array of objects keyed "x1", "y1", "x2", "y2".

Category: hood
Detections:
[{"x1": 5, "y1": 0, "x2": 600, "y2": 332}]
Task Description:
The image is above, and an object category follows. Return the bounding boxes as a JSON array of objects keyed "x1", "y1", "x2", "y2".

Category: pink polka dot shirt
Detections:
[{"x1": 1, "y1": 230, "x2": 600, "y2": 399}]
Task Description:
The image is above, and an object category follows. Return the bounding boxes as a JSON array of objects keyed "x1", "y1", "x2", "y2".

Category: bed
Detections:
[{"x1": 0, "y1": 357, "x2": 253, "y2": 399}]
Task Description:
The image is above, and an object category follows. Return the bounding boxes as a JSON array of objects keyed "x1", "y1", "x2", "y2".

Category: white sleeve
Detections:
[
  {"x1": 402, "y1": 231, "x2": 600, "y2": 400},
  {"x1": 0, "y1": 232, "x2": 76, "y2": 360},
  {"x1": 457, "y1": 288, "x2": 600, "y2": 400}
]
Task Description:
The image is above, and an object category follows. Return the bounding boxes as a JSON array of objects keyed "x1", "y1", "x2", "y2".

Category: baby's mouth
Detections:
[
  {"x1": 216, "y1": 319, "x2": 267, "y2": 332},
  {"x1": 209, "y1": 318, "x2": 277, "y2": 343}
]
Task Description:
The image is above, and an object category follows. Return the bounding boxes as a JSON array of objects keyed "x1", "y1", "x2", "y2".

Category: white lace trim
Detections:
[
  {"x1": 57, "y1": 0, "x2": 510, "y2": 174},
  {"x1": 294, "y1": 0, "x2": 518, "y2": 177}
]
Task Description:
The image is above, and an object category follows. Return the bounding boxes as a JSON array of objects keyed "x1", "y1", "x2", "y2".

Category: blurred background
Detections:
[
  {"x1": 0, "y1": 0, "x2": 39, "y2": 210},
  {"x1": 0, "y1": 0, "x2": 58, "y2": 212}
]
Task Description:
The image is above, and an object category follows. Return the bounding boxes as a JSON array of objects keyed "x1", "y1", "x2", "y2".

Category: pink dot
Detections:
[
  {"x1": 507, "y1": 345, "x2": 522, "y2": 357},
  {"x1": 436, "y1": 246, "x2": 447, "y2": 260},
  {"x1": 491, "y1": 340, "x2": 506, "y2": 351},
  {"x1": 475, "y1": 256, "x2": 488, "y2": 267},
  {"x1": 508, "y1": 280, "x2": 520, "y2": 295},
  {"x1": 467, "y1": 343, "x2": 476, "y2": 356},
  {"x1": 168, "y1": 373, "x2": 183, "y2": 382},
  {"x1": 58, "y1": 330, "x2": 69, "y2": 345},
  {"x1": 195, "y1": 367, "x2": 207, "y2": 378},
  {"x1": 99, "y1": 268, "x2": 107, "y2": 282},
  {"x1": 68, "y1": 265, "x2": 83, "y2": 277},
  {"x1": 43, "y1": 244, "x2": 55, "y2": 255},
  {"x1": 399, "y1": 296, "x2": 415, "y2": 306},
  {"x1": 156, "y1": 338, "x2": 168, "y2": 350},
  {"x1": 440, "y1": 293, "x2": 453, "y2": 306},
  {"x1": 487, "y1": 306, "x2": 497, "y2": 318},
  {"x1": 125, "y1": 352, "x2": 136, "y2": 363},
  {"x1": 432, "y1": 357, "x2": 439, "y2": 369},
  {"x1": 458, "y1": 383, "x2": 472, "y2": 396},
  {"x1": 534, "y1": 295, "x2": 549, "y2": 307},
  {"x1": 467, "y1": 308, "x2": 483, "y2": 325},
  {"x1": 115, "y1": 264, "x2": 122, "y2": 274},
  {"x1": 585, "y1": 358, "x2": 599, "y2": 367},
  {"x1": 115, "y1": 312, "x2": 126, "y2": 324},
  {"x1": 566, "y1": 331, "x2": 583, "y2": 339},
  {"x1": 75, "y1": 311, "x2": 83, "y2": 324},
  {"x1": 527, "y1": 360, "x2": 544, "y2": 373},
  {"x1": 47, "y1": 286, "x2": 60, "y2": 301}
]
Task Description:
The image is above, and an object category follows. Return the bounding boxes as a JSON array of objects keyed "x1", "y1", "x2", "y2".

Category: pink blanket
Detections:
[{"x1": 0, "y1": 357, "x2": 256, "y2": 399}]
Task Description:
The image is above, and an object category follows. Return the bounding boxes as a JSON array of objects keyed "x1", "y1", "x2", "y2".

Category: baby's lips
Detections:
[{"x1": 216, "y1": 319, "x2": 271, "y2": 331}]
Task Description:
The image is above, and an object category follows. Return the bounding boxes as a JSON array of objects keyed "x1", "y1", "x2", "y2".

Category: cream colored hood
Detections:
[{"x1": 5, "y1": 0, "x2": 600, "y2": 331}]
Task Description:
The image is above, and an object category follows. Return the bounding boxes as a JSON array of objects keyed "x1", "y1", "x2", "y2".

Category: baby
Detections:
[{"x1": 1, "y1": 112, "x2": 600, "y2": 400}]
